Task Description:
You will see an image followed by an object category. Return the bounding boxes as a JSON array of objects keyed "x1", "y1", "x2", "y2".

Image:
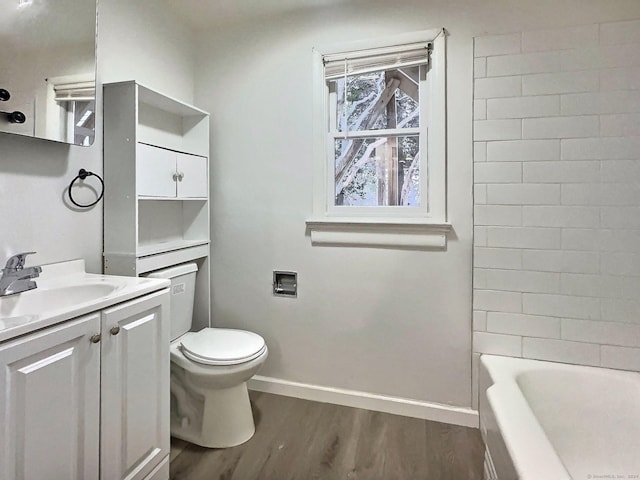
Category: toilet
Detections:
[{"x1": 146, "y1": 263, "x2": 268, "y2": 448}]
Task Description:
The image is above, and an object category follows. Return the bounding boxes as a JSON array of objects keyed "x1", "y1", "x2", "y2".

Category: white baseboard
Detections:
[{"x1": 248, "y1": 375, "x2": 479, "y2": 428}]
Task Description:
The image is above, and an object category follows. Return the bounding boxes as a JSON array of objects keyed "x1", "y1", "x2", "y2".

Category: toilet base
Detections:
[{"x1": 170, "y1": 368, "x2": 256, "y2": 448}]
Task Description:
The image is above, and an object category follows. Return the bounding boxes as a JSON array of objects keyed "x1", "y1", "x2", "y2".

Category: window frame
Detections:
[
  {"x1": 45, "y1": 73, "x2": 95, "y2": 145},
  {"x1": 307, "y1": 29, "x2": 450, "y2": 249}
]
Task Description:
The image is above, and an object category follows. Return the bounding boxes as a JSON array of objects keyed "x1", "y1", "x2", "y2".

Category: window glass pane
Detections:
[
  {"x1": 335, "y1": 135, "x2": 420, "y2": 207},
  {"x1": 330, "y1": 66, "x2": 420, "y2": 133},
  {"x1": 72, "y1": 100, "x2": 95, "y2": 146},
  {"x1": 396, "y1": 86, "x2": 419, "y2": 129}
]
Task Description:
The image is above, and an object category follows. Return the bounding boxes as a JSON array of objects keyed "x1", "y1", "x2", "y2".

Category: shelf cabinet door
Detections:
[
  {"x1": 100, "y1": 289, "x2": 170, "y2": 480},
  {"x1": 176, "y1": 153, "x2": 208, "y2": 198},
  {"x1": 137, "y1": 143, "x2": 177, "y2": 197},
  {"x1": 0, "y1": 314, "x2": 101, "y2": 480}
]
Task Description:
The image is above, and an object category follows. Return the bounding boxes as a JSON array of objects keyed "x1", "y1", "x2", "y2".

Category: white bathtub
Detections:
[{"x1": 479, "y1": 354, "x2": 640, "y2": 480}]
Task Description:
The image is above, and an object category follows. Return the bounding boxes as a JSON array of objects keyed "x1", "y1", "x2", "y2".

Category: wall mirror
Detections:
[{"x1": 0, "y1": 0, "x2": 97, "y2": 146}]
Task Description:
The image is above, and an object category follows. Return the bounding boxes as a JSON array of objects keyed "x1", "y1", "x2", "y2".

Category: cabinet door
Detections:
[
  {"x1": 0, "y1": 314, "x2": 101, "y2": 480},
  {"x1": 100, "y1": 289, "x2": 170, "y2": 480},
  {"x1": 176, "y1": 153, "x2": 208, "y2": 198},
  {"x1": 137, "y1": 143, "x2": 177, "y2": 198}
]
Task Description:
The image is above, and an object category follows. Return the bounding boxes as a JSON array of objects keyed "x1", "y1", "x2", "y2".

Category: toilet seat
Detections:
[{"x1": 180, "y1": 328, "x2": 267, "y2": 366}]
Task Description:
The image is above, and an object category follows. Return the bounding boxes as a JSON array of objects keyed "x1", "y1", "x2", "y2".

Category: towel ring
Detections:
[{"x1": 68, "y1": 169, "x2": 104, "y2": 208}]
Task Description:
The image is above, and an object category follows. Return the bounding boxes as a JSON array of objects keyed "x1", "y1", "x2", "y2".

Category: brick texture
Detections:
[{"x1": 473, "y1": 20, "x2": 640, "y2": 373}]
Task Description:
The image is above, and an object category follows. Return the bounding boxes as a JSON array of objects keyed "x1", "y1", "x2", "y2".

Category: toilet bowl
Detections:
[{"x1": 145, "y1": 263, "x2": 268, "y2": 449}]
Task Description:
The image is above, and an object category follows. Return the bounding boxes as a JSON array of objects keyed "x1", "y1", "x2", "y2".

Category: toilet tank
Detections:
[{"x1": 144, "y1": 263, "x2": 198, "y2": 341}]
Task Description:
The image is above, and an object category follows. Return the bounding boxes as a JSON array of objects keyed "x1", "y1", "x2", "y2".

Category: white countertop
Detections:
[{"x1": 0, "y1": 259, "x2": 170, "y2": 343}]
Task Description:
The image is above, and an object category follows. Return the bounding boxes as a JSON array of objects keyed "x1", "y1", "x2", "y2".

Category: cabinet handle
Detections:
[
  {"x1": 110, "y1": 325, "x2": 121, "y2": 336},
  {"x1": 90, "y1": 334, "x2": 101, "y2": 344},
  {"x1": 172, "y1": 172, "x2": 179, "y2": 181},
  {"x1": 177, "y1": 172, "x2": 184, "y2": 181}
]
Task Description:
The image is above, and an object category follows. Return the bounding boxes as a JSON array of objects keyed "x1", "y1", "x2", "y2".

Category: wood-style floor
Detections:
[{"x1": 169, "y1": 391, "x2": 484, "y2": 480}]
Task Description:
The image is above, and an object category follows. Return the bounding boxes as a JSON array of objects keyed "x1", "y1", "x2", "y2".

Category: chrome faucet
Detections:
[{"x1": 0, "y1": 252, "x2": 42, "y2": 296}]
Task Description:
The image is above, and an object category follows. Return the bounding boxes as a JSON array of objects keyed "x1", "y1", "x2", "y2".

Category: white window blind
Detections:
[
  {"x1": 323, "y1": 41, "x2": 432, "y2": 80},
  {"x1": 47, "y1": 74, "x2": 95, "y2": 102},
  {"x1": 53, "y1": 81, "x2": 95, "y2": 102}
]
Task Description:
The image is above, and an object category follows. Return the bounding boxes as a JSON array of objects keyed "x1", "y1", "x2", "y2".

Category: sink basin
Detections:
[
  {"x1": 0, "y1": 283, "x2": 120, "y2": 318},
  {"x1": 0, "y1": 259, "x2": 170, "y2": 343}
]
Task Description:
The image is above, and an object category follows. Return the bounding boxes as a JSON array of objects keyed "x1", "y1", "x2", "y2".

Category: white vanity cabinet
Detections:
[
  {"x1": 100, "y1": 290, "x2": 170, "y2": 480},
  {"x1": 0, "y1": 314, "x2": 101, "y2": 480},
  {"x1": 0, "y1": 288, "x2": 170, "y2": 480}
]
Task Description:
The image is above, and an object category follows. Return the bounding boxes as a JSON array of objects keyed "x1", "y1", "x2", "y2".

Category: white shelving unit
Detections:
[{"x1": 103, "y1": 80, "x2": 211, "y2": 330}]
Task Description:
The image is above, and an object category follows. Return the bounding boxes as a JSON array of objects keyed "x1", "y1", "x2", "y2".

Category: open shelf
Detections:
[
  {"x1": 137, "y1": 239, "x2": 209, "y2": 258},
  {"x1": 137, "y1": 82, "x2": 208, "y2": 117},
  {"x1": 138, "y1": 196, "x2": 207, "y2": 201},
  {"x1": 137, "y1": 199, "x2": 208, "y2": 249}
]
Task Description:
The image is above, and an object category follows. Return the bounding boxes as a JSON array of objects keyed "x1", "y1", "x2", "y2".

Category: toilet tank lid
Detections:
[{"x1": 145, "y1": 262, "x2": 198, "y2": 279}]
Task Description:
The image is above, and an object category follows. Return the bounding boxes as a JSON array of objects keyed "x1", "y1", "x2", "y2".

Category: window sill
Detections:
[{"x1": 305, "y1": 217, "x2": 452, "y2": 249}]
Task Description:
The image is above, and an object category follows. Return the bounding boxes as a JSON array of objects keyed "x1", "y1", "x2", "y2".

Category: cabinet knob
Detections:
[
  {"x1": 177, "y1": 172, "x2": 184, "y2": 181},
  {"x1": 110, "y1": 325, "x2": 121, "y2": 336},
  {"x1": 90, "y1": 334, "x2": 101, "y2": 344}
]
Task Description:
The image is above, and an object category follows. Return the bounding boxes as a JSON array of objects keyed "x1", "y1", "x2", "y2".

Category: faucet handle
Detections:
[{"x1": 4, "y1": 252, "x2": 37, "y2": 270}]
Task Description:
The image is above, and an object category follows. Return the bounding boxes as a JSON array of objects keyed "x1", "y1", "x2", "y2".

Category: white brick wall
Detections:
[
  {"x1": 521, "y1": 25, "x2": 599, "y2": 52},
  {"x1": 474, "y1": 162, "x2": 522, "y2": 183},
  {"x1": 487, "y1": 226, "x2": 561, "y2": 249},
  {"x1": 487, "y1": 139, "x2": 559, "y2": 162},
  {"x1": 473, "y1": 20, "x2": 640, "y2": 373},
  {"x1": 487, "y1": 96, "x2": 559, "y2": 119},
  {"x1": 522, "y1": 71, "x2": 599, "y2": 95},
  {"x1": 487, "y1": 52, "x2": 560, "y2": 77},
  {"x1": 474, "y1": 76, "x2": 522, "y2": 99}
]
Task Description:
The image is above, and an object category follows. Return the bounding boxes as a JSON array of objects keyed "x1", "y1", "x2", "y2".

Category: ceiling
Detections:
[
  {"x1": 0, "y1": 0, "x2": 378, "y2": 51},
  {"x1": 0, "y1": 0, "x2": 95, "y2": 51},
  {"x1": 165, "y1": 0, "x2": 369, "y2": 30}
]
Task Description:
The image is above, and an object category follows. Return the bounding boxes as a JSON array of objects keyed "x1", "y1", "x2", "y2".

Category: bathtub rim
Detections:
[{"x1": 480, "y1": 354, "x2": 573, "y2": 480}]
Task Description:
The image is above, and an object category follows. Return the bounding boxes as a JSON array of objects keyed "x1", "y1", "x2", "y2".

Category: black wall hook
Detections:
[
  {"x1": 0, "y1": 110, "x2": 26, "y2": 124},
  {"x1": 0, "y1": 88, "x2": 27, "y2": 123}
]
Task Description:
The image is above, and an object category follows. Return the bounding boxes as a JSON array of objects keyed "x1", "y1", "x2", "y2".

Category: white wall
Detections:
[
  {"x1": 195, "y1": 0, "x2": 640, "y2": 412},
  {"x1": 0, "y1": 0, "x2": 195, "y2": 273},
  {"x1": 473, "y1": 19, "x2": 640, "y2": 372},
  {"x1": 98, "y1": 0, "x2": 196, "y2": 96}
]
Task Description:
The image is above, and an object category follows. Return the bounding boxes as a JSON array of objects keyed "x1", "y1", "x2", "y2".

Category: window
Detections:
[
  {"x1": 45, "y1": 74, "x2": 95, "y2": 145},
  {"x1": 307, "y1": 29, "x2": 449, "y2": 249}
]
